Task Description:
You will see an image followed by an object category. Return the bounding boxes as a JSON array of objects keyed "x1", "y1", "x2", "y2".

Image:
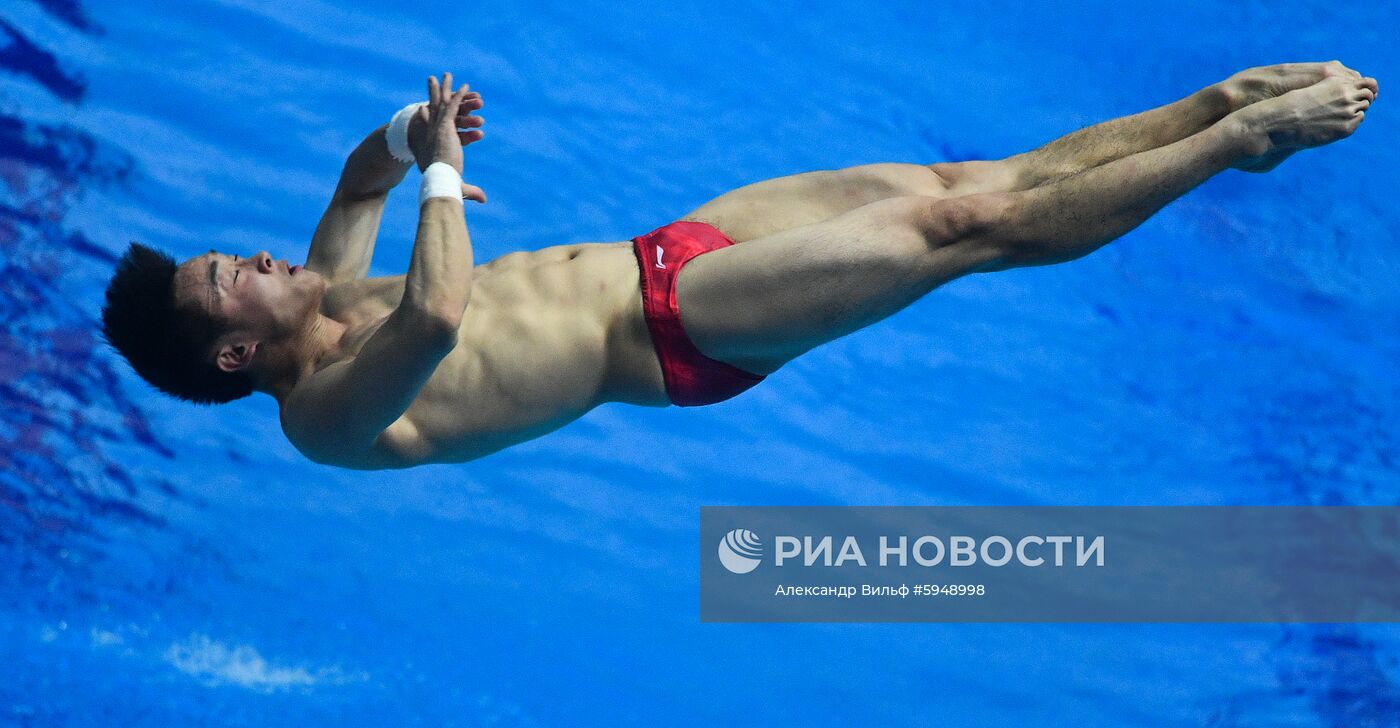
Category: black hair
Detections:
[{"x1": 100, "y1": 242, "x2": 254, "y2": 404}]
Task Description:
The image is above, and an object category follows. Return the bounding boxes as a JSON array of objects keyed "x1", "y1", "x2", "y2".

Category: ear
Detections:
[{"x1": 215, "y1": 341, "x2": 258, "y2": 373}]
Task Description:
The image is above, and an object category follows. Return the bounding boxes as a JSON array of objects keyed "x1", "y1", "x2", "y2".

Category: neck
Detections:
[{"x1": 256, "y1": 313, "x2": 349, "y2": 402}]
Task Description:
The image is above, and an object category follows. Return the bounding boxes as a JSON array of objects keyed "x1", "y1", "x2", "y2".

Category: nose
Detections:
[{"x1": 255, "y1": 251, "x2": 274, "y2": 274}]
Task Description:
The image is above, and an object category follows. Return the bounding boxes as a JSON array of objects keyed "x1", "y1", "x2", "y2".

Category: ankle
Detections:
[{"x1": 1197, "y1": 81, "x2": 1240, "y2": 118}]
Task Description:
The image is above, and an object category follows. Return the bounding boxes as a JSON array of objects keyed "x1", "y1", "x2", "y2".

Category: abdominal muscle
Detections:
[{"x1": 361, "y1": 241, "x2": 668, "y2": 467}]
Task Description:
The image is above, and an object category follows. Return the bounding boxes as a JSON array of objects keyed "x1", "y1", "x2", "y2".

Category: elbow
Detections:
[
  {"x1": 420, "y1": 309, "x2": 464, "y2": 352},
  {"x1": 398, "y1": 302, "x2": 467, "y2": 353}
]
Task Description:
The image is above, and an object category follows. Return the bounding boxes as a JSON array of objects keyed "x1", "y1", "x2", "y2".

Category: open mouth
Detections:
[{"x1": 289, "y1": 264, "x2": 302, "y2": 276}]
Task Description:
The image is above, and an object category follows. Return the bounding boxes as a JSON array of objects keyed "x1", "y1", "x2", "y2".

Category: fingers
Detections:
[
  {"x1": 460, "y1": 182, "x2": 487, "y2": 204},
  {"x1": 428, "y1": 72, "x2": 478, "y2": 104},
  {"x1": 424, "y1": 73, "x2": 487, "y2": 145},
  {"x1": 454, "y1": 96, "x2": 482, "y2": 127},
  {"x1": 440, "y1": 73, "x2": 475, "y2": 103},
  {"x1": 456, "y1": 94, "x2": 483, "y2": 113},
  {"x1": 440, "y1": 81, "x2": 472, "y2": 117}
]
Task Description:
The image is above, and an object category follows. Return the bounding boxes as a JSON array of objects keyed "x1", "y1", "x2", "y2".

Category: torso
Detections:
[{"x1": 295, "y1": 240, "x2": 668, "y2": 468}]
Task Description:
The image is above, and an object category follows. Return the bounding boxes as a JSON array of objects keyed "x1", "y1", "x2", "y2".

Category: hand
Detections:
[
  {"x1": 408, "y1": 72, "x2": 486, "y2": 176},
  {"x1": 407, "y1": 75, "x2": 486, "y2": 165}
]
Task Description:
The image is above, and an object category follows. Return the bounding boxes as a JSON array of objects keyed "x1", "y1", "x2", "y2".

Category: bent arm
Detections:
[
  {"x1": 402, "y1": 196, "x2": 473, "y2": 325},
  {"x1": 282, "y1": 195, "x2": 475, "y2": 464},
  {"x1": 304, "y1": 125, "x2": 411, "y2": 284},
  {"x1": 304, "y1": 85, "x2": 483, "y2": 285},
  {"x1": 283, "y1": 75, "x2": 481, "y2": 463}
]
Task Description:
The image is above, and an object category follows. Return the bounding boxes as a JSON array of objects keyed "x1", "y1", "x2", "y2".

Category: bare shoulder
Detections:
[
  {"x1": 277, "y1": 360, "x2": 353, "y2": 466},
  {"x1": 278, "y1": 360, "x2": 428, "y2": 471}
]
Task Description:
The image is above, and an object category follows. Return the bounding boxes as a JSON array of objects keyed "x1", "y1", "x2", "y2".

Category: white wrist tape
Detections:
[
  {"x1": 386, "y1": 102, "x2": 426, "y2": 164},
  {"x1": 419, "y1": 162, "x2": 463, "y2": 205}
]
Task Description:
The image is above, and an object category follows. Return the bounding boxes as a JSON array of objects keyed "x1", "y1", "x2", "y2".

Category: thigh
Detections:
[
  {"x1": 681, "y1": 163, "x2": 948, "y2": 244},
  {"x1": 681, "y1": 160, "x2": 1026, "y2": 245},
  {"x1": 676, "y1": 195, "x2": 1002, "y2": 375}
]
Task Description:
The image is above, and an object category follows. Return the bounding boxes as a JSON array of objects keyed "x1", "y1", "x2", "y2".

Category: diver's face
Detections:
[{"x1": 173, "y1": 250, "x2": 324, "y2": 344}]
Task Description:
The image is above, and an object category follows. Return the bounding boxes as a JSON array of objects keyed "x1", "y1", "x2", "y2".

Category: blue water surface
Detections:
[{"x1": 2, "y1": 0, "x2": 1399, "y2": 725}]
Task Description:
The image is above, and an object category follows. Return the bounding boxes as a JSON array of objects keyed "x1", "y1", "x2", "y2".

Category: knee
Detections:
[
  {"x1": 911, "y1": 193, "x2": 1019, "y2": 245},
  {"x1": 884, "y1": 193, "x2": 1024, "y2": 273},
  {"x1": 928, "y1": 159, "x2": 1030, "y2": 196},
  {"x1": 829, "y1": 164, "x2": 946, "y2": 200}
]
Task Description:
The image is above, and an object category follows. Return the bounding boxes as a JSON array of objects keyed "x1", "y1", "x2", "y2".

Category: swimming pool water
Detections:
[{"x1": 2, "y1": 0, "x2": 1398, "y2": 724}]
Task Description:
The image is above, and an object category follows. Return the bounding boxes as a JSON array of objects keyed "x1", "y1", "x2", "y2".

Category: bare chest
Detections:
[{"x1": 317, "y1": 242, "x2": 664, "y2": 463}]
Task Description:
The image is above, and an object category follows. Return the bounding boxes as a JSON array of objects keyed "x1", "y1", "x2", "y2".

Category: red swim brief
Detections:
[{"x1": 632, "y1": 220, "x2": 766, "y2": 407}]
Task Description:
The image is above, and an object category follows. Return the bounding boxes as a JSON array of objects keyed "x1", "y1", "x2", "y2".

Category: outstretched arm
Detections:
[{"x1": 303, "y1": 89, "x2": 484, "y2": 284}]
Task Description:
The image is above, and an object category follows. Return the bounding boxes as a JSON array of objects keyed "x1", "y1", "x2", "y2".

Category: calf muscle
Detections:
[{"x1": 984, "y1": 121, "x2": 1250, "y2": 269}]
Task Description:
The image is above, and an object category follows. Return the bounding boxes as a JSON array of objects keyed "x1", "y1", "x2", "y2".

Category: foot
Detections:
[
  {"x1": 1223, "y1": 62, "x2": 1378, "y2": 172},
  {"x1": 1230, "y1": 74, "x2": 1376, "y2": 171},
  {"x1": 1221, "y1": 61, "x2": 1364, "y2": 111}
]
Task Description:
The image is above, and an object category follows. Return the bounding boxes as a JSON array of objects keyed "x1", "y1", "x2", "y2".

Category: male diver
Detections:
[{"x1": 101, "y1": 63, "x2": 1378, "y2": 469}]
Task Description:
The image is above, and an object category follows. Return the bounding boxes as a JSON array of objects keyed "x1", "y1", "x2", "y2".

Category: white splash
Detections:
[
  {"x1": 89, "y1": 628, "x2": 124, "y2": 647},
  {"x1": 164, "y1": 634, "x2": 364, "y2": 692}
]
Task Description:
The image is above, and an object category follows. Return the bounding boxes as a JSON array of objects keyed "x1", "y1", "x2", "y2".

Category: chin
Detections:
[
  {"x1": 286, "y1": 277, "x2": 326, "y2": 323},
  {"x1": 296, "y1": 269, "x2": 327, "y2": 296},
  {"x1": 302, "y1": 281, "x2": 326, "y2": 311}
]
